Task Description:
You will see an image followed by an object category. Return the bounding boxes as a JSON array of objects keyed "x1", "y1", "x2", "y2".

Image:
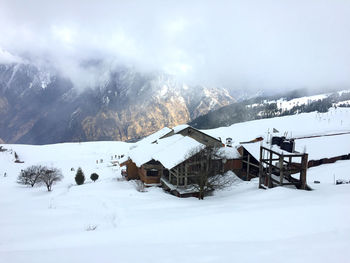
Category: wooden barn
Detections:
[{"x1": 121, "y1": 125, "x2": 240, "y2": 197}]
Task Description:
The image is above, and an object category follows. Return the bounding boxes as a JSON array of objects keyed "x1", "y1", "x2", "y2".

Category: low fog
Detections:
[{"x1": 0, "y1": 0, "x2": 349, "y2": 91}]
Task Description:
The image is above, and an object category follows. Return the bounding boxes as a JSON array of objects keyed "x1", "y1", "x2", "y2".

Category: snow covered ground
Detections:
[
  {"x1": 1, "y1": 109, "x2": 350, "y2": 263},
  {"x1": 205, "y1": 107, "x2": 350, "y2": 145}
]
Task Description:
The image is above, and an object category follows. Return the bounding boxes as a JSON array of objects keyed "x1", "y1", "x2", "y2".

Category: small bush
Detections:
[
  {"x1": 75, "y1": 167, "x2": 85, "y2": 185},
  {"x1": 90, "y1": 173, "x2": 99, "y2": 182},
  {"x1": 86, "y1": 224, "x2": 98, "y2": 231}
]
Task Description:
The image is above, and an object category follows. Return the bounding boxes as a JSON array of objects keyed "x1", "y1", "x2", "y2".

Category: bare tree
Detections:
[
  {"x1": 17, "y1": 165, "x2": 44, "y2": 187},
  {"x1": 17, "y1": 165, "x2": 63, "y2": 191},
  {"x1": 187, "y1": 146, "x2": 233, "y2": 199},
  {"x1": 39, "y1": 167, "x2": 63, "y2": 191}
]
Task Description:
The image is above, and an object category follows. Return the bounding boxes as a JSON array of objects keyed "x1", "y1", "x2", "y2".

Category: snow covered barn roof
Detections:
[
  {"x1": 135, "y1": 127, "x2": 172, "y2": 146},
  {"x1": 173, "y1": 124, "x2": 189, "y2": 134},
  {"x1": 129, "y1": 134, "x2": 205, "y2": 169}
]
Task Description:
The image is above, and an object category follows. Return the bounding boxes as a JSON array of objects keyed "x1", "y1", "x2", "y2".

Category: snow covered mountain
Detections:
[{"x1": 0, "y1": 62, "x2": 234, "y2": 144}]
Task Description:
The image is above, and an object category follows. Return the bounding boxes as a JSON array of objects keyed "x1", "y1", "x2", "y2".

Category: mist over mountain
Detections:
[{"x1": 0, "y1": 61, "x2": 234, "y2": 144}]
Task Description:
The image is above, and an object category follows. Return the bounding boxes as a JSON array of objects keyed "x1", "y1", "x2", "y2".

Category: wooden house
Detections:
[{"x1": 121, "y1": 125, "x2": 239, "y2": 196}]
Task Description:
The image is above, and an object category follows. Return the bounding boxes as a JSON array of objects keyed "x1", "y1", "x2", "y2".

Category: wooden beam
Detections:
[
  {"x1": 260, "y1": 146, "x2": 305, "y2": 157},
  {"x1": 300, "y1": 154, "x2": 308, "y2": 190},
  {"x1": 246, "y1": 154, "x2": 250, "y2": 180},
  {"x1": 176, "y1": 167, "x2": 179, "y2": 186},
  {"x1": 279, "y1": 155, "x2": 284, "y2": 185},
  {"x1": 268, "y1": 150, "x2": 273, "y2": 188},
  {"x1": 259, "y1": 146, "x2": 263, "y2": 188},
  {"x1": 261, "y1": 160, "x2": 281, "y2": 169},
  {"x1": 242, "y1": 160, "x2": 260, "y2": 169}
]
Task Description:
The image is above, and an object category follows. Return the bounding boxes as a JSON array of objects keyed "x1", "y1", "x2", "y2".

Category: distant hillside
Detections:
[{"x1": 190, "y1": 90, "x2": 350, "y2": 129}]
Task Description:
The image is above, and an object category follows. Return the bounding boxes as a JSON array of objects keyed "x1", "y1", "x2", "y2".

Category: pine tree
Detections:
[
  {"x1": 90, "y1": 173, "x2": 99, "y2": 182},
  {"x1": 75, "y1": 167, "x2": 85, "y2": 185}
]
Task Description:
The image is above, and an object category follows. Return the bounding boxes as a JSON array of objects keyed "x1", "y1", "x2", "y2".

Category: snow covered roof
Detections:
[
  {"x1": 173, "y1": 124, "x2": 189, "y2": 134},
  {"x1": 136, "y1": 127, "x2": 172, "y2": 146},
  {"x1": 241, "y1": 142, "x2": 261, "y2": 161},
  {"x1": 216, "y1": 146, "x2": 241, "y2": 159},
  {"x1": 241, "y1": 141, "x2": 299, "y2": 161},
  {"x1": 129, "y1": 134, "x2": 205, "y2": 169},
  {"x1": 153, "y1": 135, "x2": 205, "y2": 169}
]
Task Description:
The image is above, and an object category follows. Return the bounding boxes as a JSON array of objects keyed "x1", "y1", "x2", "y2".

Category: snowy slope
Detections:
[
  {"x1": 0, "y1": 109, "x2": 350, "y2": 263},
  {"x1": 247, "y1": 89, "x2": 350, "y2": 111},
  {"x1": 204, "y1": 107, "x2": 350, "y2": 146},
  {"x1": 295, "y1": 133, "x2": 350, "y2": 160}
]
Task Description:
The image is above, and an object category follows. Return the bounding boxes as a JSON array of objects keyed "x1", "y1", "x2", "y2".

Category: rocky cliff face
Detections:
[{"x1": 0, "y1": 63, "x2": 234, "y2": 144}]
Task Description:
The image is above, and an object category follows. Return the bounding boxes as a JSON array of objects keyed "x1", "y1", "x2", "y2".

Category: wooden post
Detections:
[
  {"x1": 279, "y1": 154, "x2": 284, "y2": 185},
  {"x1": 300, "y1": 153, "x2": 308, "y2": 190},
  {"x1": 259, "y1": 146, "x2": 263, "y2": 188},
  {"x1": 185, "y1": 163, "x2": 188, "y2": 187},
  {"x1": 246, "y1": 154, "x2": 250, "y2": 181},
  {"x1": 176, "y1": 167, "x2": 179, "y2": 186},
  {"x1": 288, "y1": 156, "x2": 292, "y2": 171},
  {"x1": 268, "y1": 150, "x2": 273, "y2": 188}
]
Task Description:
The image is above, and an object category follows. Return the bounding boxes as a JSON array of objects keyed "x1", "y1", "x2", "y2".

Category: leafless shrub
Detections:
[
  {"x1": 186, "y1": 146, "x2": 232, "y2": 199},
  {"x1": 117, "y1": 177, "x2": 126, "y2": 182},
  {"x1": 39, "y1": 167, "x2": 63, "y2": 191},
  {"x1": 17, "y1": 165, "x2": 63, "y2": 191},
  {"x1": 17, "y1": 165, "x2": 44, "y2": 187},
  {"x1": 86, "y1": 224, "x2": 98, "y2": 231},
  {"x1": 134, "y1": 180, "x2": 146, "y2": 192}
]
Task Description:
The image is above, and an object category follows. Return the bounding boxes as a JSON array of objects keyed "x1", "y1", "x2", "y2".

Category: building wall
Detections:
[
  {"x1": 224, "y1": 159, "x2": 242, "y2": 172},
  {"x1": 139, "y1": 165, "x2": 162, "y2": 185},
  {"x1": 126, "y1": 161, "x2": 139, "y2": 180}
]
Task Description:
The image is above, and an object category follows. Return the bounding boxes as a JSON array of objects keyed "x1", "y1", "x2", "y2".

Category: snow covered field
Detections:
[{"x1": 1, "y1": 109, "x2": 350, "y2": 263}]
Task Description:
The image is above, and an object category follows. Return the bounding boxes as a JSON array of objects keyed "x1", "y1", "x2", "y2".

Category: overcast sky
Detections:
[{"x1": 0, "y1": 0, "x2": 349, "y2": 91}]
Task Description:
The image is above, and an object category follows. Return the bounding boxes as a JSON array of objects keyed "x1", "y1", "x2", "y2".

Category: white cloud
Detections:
[
  {"x1": 0, "y1": 48, "x2": 22, "y2": 64},
  {"x1": 0, "y1": 0, "x2": 349, "y2": 91}
]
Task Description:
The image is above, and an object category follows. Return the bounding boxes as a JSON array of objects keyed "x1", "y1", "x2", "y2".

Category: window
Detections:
[
  {"x1": 147, "y1": 169, "x2": 158, "y2": 177},
  {"x1": 163, "y1": 169, "x2": 169, "y2": 177}
]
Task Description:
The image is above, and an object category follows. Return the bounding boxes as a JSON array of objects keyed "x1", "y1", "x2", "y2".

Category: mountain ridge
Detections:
[{"x1": 0, "y1": 62, "x2": 234, "y2": 144}]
